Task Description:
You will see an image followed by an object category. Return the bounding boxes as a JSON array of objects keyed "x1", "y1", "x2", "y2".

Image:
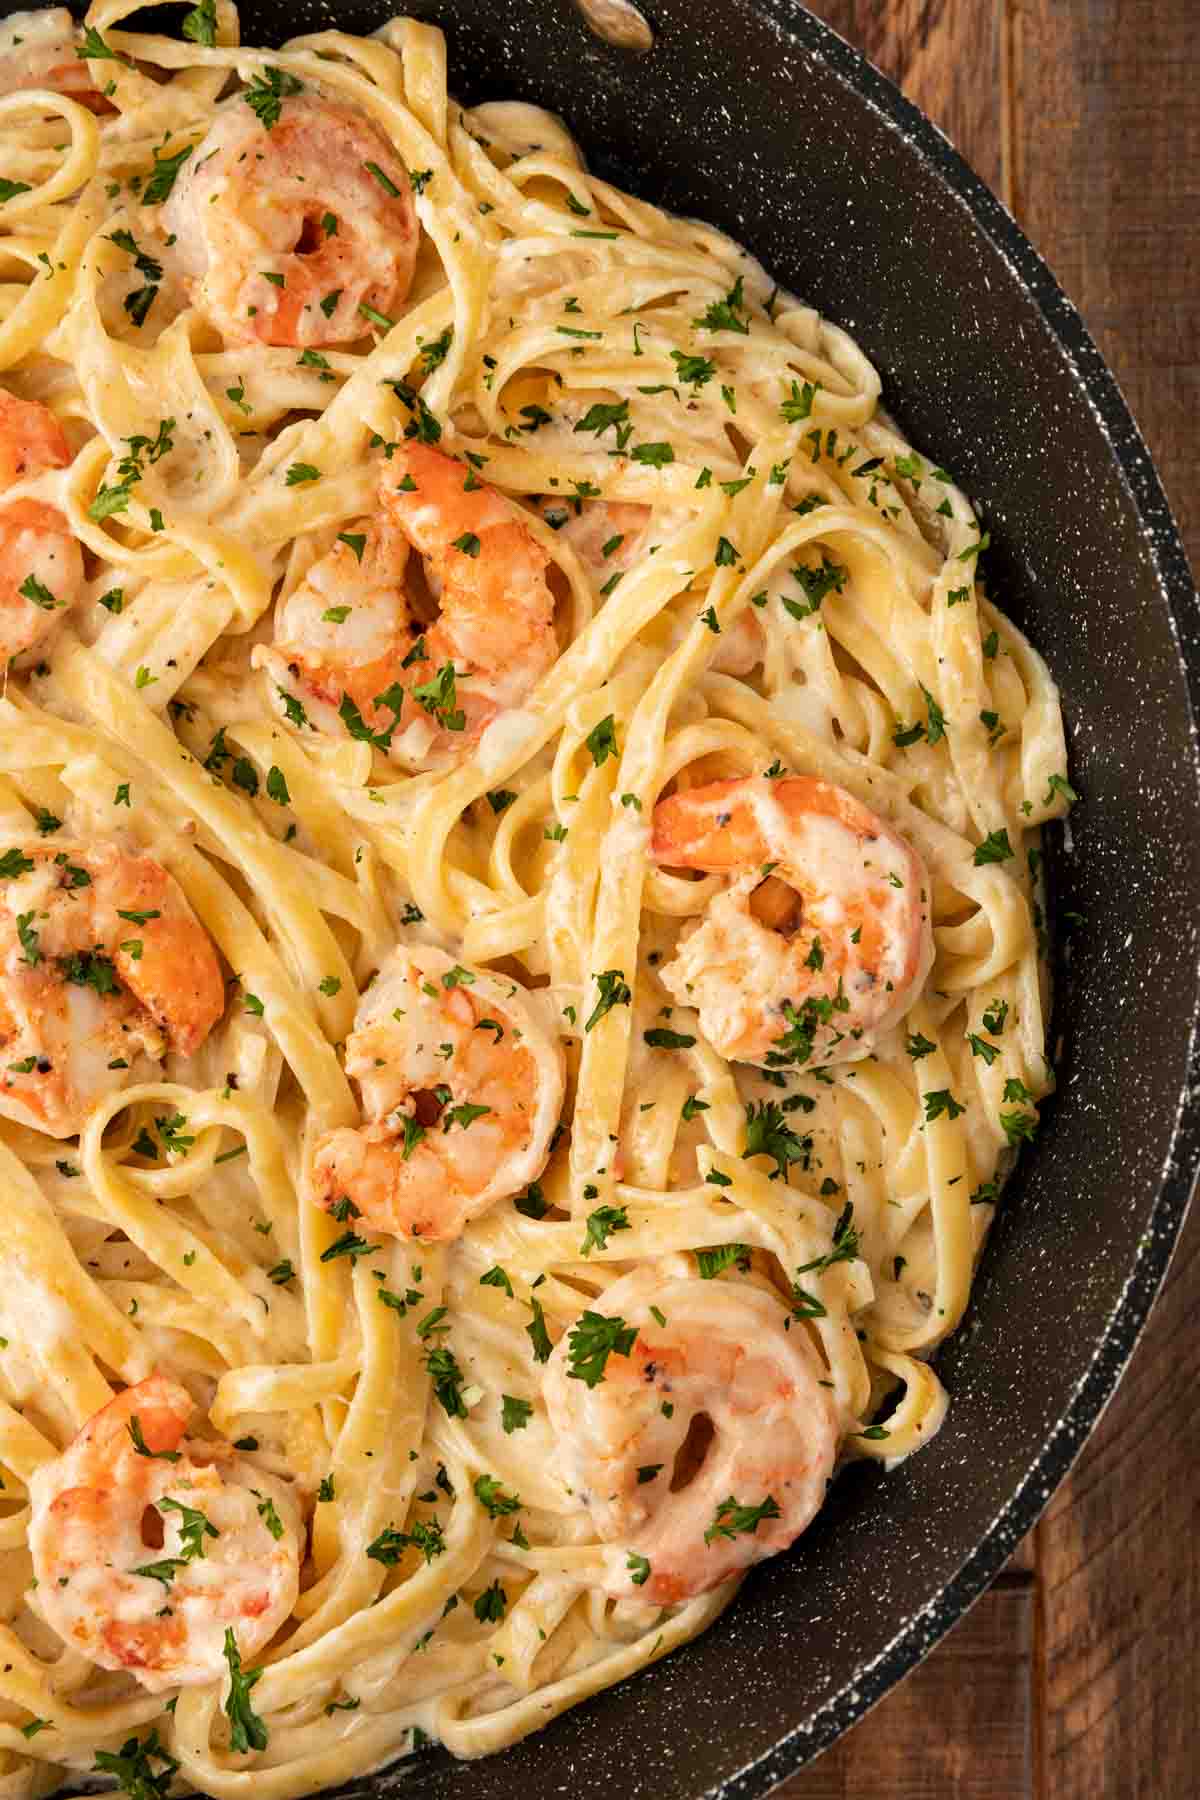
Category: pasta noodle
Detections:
[{"x1": 0, "y1": 4, "x2": 1073, "y2": 1793}]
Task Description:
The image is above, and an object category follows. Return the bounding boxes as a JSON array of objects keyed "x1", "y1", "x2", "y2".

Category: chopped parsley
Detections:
[
  {"x1": 424, "y1": 1343, "x2": 468, "y2": 1418},
  {"x1": 694, "y1": 275, "x2": 750, "y2": 335},
  {"x1": 921, "y1": 684, "x2": 947, "y2": 745},
  {"x1": 671, "y1": 350, "x2": 716, "y2": 388},
  {"x1": 18, "y1": 574, "x2": 60, "y2": 612},
  {"x1": 696, "y1": 1243, "x2": 750, "y2": 1280},
  {"x1": 158, "y1": 1495, "x2": 219, "y2": 1561},
  {"x1": 644, "y1": 1027, "x2": 695, "y2": 1050},
  {"x1": 59, "y1": 950, "x2": 120, "y2": 997},
  {"x1": 982, "y1": 998, "x2": 1009, "y2": 1035},
  {"x1": 127, "y1": 1417, "x2": 181, "y2": 1462},
  {"x1": 1001, "y1": 1109, "x2": 1038, "y2": 1145},
  {"x1": 319, "y1": 1231, "x2": 372, "y2": 1263},
  {"x1": 501, "y1": 1394, "x2": 533, "y2": 1434},
  {"x1": 473, "y1": 1473, "x2": 521, "y2": 1518},
  {"x1": 781, "y1": 554, "x2": 847, "y2": 619},
  {"x1": 580, "y1": 1203, "x2": 630, "y2": 1256},
  {"x1": 76, "y1": 26, "x2": 125, "y2": 60},
  {"x1": 703, "y1": 1495, "x2": 781, "y2": 1544},
  {"x1": 411, "y1": 661, "x2": 465, "y2": 731},
  {"x1": 795, "y1": 1201, "x2": 861, "y2": 1277},
  {"x1": 525, "y1": 1293, "x2": 553, "y2": 1365},
  {"x1": 473, "y1": 1580, "x2": 507, "y2": 1624},
  {"x1": 779, "y1": 379, "x2": 819, "y2": 422},
  {"x1": 573, "y1": 399, "x2": 630, "y2": 440},
  {"x1": 419, "y1": 325, "x2": 453, "y2": 371},
  {"x1": 585, "y1": 714, "x2": 618, "y2": 766},
  {"x1": 973, "y1": 828, "x2": 1014, "y2": 866},
  {"x1": 182, "y1": 0, "x2": 217, "y2": 45},
  {"x1": 93, "y1": 1732, "x2": 178, "y2": 1800},
  {"x1": 367, "y1": 1518, "x2": 445, "y2": 1565},
  {"x1": 742, "y1": 1099, "x2": 810, "y2": 1178},
  {"x1": 222, "y1": 1629, "x2": 267, "y2": 1753},
  {"x1": 923, "y1": 1088, "x2": 967, "y2": 1123},
  {"x1": 1045, "y1": 772, "x2": 1078, "y2": 806},
  {"x1": 630, "y1": 441, "x2": 674, "y2": 467},
  {"x1": 243, "y1": 66, "x2": 303, "y2": 131},
  {"x1": 564, "y1": 1311, "x2": 637, "y2": 1387},
  {"x1": 585, "y1": 968, "x2": 631, "y2": 1032}
]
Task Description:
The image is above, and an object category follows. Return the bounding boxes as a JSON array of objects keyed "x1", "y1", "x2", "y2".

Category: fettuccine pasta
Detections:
[{"x1": 0, "y1": 4, "x2": 1072, "y2": 1794}]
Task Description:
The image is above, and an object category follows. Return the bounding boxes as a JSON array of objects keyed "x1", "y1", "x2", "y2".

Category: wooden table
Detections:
[{"x1": 777, "y1": 4, "x2": 1200, "y2": 1796}]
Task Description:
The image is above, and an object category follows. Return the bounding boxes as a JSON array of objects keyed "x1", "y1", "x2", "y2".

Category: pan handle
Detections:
[{"x1": 570, "y1": 0, "x2": 654, "y2": 52}]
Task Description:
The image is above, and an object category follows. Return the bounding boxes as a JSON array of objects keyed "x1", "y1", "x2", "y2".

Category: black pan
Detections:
[{"x1": 44, "y1": 0, "x2": 1200, "y2": 1790}]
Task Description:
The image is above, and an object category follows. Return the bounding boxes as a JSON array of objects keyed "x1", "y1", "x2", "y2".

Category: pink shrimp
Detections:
[
  {"x1": 255, "y1": 444, "x2": 558, "y2": 769},
  {"x1": 544, "y1": 1268, "x2": 839, "y2": 1603},
  {"x1": 0, "y1": 838, "x2": 226, "y2": 1136},
  {"x1": 0, "y1": 390, "x2": 83, "y2": 667},
  {"x1": 163, "y1": 95, "x2": 418, "y2": 348},
  {"x1": 28, "y1": 1376, "x2": 301, "y2": 1691},
  {"x1": 312, "y1": 944, "x2": 565, "y2": 1241},
  {"x1": 650, "y1": 775, "x2": 933, "y2": 1067}
]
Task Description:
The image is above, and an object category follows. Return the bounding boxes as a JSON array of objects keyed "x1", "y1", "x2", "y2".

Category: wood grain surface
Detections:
[{"x1": 774, "y1": 2, "x2": 1200, "y2": 1796}]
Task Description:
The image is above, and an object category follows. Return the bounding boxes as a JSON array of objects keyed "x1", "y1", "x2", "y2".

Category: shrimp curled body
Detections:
[
  {"x1": 164, "y1": 96, "x2": 418, "y2": 348},
  {"x1": 256, "y1": 444, "x2": 557, "y2": 769},
  {"x1": 0, "y1": 390, "x2": 83, "y2": 667},
  {"x1": 28, "y1": 1376, "x2": 301, "y2": 1691},
  {"x1": 544, "y1": 1268, "x2": 839, "y2": 1604},
  {"x1": 0, "y1": 838, "x2": 226, "y2": 1136},
  {"x1": 312, "y1": 945, "x2": 565, "y2": 1241},
  {"x1": 651, "y1": 776, "x2": 933, "y2": 1067}
]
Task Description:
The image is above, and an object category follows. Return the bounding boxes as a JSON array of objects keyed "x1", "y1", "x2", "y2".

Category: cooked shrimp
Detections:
[
  {"x1": 651, "y1": 775, "x2": 933, "y2": 1067},
  {"x1": 312, "y1": 944, "x2": 564, "y2": 1240},
  {"x1": 544, "y1": 1268, "x2": 838, "y2": 1604},
  {"x1": 163, "y1": 95, "x2": 418, "y2": 348},
  {"x1": 0, "y1": 9, "x2": 110, "y2": 110},
  {"x1": 0, "y1": 390, "x2": 83, "y2": 667},
  {"x1": 541, "y1": 495, "x2": 760, "y2": 672},
  {"x1": 255, "y1": 444, "x2": 558, "y2": 769},
  {"x1": 0, "y1": 838, "x2": 226, "y2": 1136},
  {"x1": 28, "y1": 1375, "x2": 301, "y2": 1691}
]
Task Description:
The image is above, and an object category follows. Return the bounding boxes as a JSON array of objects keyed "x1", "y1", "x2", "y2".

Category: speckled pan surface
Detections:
[{"x1": 53, "y1": 0, "x2": 1200, "y2": 1790}]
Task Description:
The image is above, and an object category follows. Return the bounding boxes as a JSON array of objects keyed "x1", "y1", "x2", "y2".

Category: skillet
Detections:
[{"x1": 36, "y1": 0, "x2": 1200, "y2": 1789}]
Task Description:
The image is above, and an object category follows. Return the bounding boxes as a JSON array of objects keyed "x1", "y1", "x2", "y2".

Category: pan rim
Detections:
[{"x1": 703, "y1": 2, "x2": 1200, "y2": 1791}]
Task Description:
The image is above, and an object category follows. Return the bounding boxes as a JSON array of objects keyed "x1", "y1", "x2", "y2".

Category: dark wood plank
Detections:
[
  {"x1": 1007, "y1": 1531, "x2": 1036, "y2": 1575},
  {"x1": 1034, "y1": 1201, "x2": 1200, "y2": 1798},
  {"x1": 1008, "y1": 8, "x2": 1200, "y2": 1790},
  {"x1": 775, "y1": 1586, "x2": 1036, "y2": 1799},
  {"x1": 1010, "y1": 0, "x2": 1200, "y2": 570},
  {"x1": 802, "y1": 0, "x2": 1005, "y2": 196}
]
